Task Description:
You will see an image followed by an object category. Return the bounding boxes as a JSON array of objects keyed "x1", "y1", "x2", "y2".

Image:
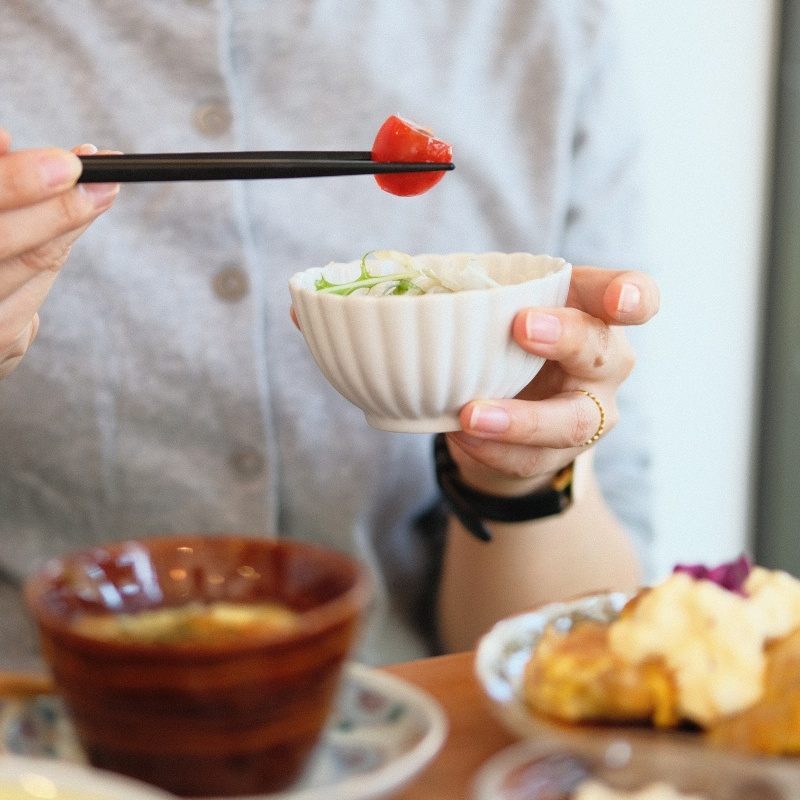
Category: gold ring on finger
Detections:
[{"x1": 575, "y1": 389, "x2": 605, "y2": 446}]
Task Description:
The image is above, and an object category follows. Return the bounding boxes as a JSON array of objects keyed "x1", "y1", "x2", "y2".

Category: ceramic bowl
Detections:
[
  {"x1": 0, "y1": 753, "x2": 175, "y2": 799},
  {"x1": 472, "y1": 738, "x2": 800, "y2": 799},
  {"x1": 289, "y1": 252, "x2": 572, "y2": 432},
  {"x1": 24, "y1": 535, "x2": 371, "y2": 798}
]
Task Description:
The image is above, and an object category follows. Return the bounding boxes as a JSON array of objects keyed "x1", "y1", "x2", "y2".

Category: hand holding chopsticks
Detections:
[{"x1": 77, "y1": 150, "x2": 455, "y2": 183}]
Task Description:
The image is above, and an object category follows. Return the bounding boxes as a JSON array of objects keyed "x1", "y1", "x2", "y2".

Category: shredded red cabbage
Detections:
[{"x1": 673, "y1": 554, "x2": 752, "y2": 595}]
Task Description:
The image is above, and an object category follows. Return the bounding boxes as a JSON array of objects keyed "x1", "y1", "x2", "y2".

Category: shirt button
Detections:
[
  {"x1": 229, "y1": 447, "x2": 265, "y2": 479},
  {"x1": 193, "y1": 102, "x2": 233, "y2": 137},
  {"x1": 212, "y1": 265, "x2": 249, "y2": 302}
]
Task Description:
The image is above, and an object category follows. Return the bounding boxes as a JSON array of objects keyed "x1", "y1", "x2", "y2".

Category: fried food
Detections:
[
  {"x1": 522, "y1": 561, "x2": 800, "y2": 754},
  {"x1": 707, "y1": 626, "x2": 800, "y2": 754},
  {"x1": 523, "y1": 621, "x2": 679, "y2": 728}
]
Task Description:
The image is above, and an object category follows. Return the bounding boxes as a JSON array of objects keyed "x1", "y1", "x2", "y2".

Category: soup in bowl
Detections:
[{"x1": 24, "y1": 534, "x2": 371, "y2": 797}]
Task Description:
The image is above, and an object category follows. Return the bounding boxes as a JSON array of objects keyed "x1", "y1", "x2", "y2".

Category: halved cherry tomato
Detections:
[{"x1": 371, "y1": 115, "x2": 453, "y2": 197}]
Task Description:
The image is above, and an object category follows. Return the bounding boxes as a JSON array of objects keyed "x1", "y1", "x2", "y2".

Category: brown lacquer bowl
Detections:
[{"x1": 24, "y1": 534, "x2": 372, "y2": 797}]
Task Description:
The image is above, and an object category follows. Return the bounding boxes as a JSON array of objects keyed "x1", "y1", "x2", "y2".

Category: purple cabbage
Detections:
[{"x1": 673, "y1": 554, "x2": 753, "y2": 595}]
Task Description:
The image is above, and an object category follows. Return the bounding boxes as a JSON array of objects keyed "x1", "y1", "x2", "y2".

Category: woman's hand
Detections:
[
  {"x1": 0, "y1": 129, "x2": 120, "y2": 379},
  {"x1": 447, "y1": 266, "x2": 660, "y2": 495},
  {"x1": 437, "y1": 267, "x2": 660, "y2": 651}
]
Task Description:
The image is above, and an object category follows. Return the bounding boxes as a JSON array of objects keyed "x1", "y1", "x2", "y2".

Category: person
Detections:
[{"x1": 0, "y1": 0, "x2": 659, "y2": 670}]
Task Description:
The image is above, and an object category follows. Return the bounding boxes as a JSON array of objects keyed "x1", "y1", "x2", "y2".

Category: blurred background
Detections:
[{"x1": 611, "y1": 0, "x2": 798, "y2": 578}]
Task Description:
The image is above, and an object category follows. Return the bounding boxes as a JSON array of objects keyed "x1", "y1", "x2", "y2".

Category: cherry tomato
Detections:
[{"x1": 371, "y1": 115, "x2": 453, "y2": 197}]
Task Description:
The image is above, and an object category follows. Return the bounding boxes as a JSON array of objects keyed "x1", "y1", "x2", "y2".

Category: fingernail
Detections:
[
  {"x1": 468, "y1": 403, "x2": 510, "y2": 433},
  {"x1": 39, "y1": 152, "x2": 82, "y2": 189},
  {"x1": 525, "y1": 312, "x2": 561, "y2": 344},
  {"x1": 81, "y1": 182, "x2": 120, "y2": 207},
  {"x1": 617, "y1": 282, "x2": 641, "y2": 314}
]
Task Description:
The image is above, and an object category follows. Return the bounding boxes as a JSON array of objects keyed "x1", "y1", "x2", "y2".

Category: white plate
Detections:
[
  {"x1": 473, "y1": 592, "x2": 800, "y2": 794},
  {"x1": 0, "y1": 662, "x2": 447, "y2": 800},
  {"x1": 0, "y1": 753, "x2": 174, "y2": 799},
  {"x1": 475, "y1": 591, "x2": 632, "y2": 745},
  {"x1": 471, "y1": 738, "x2": 800, "y2": 800}
]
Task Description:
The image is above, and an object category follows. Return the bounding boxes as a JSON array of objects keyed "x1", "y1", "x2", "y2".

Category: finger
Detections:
[
  {"x1": 0, "y1": 232, "x2": 81, "y2": 325},
  {"x1": 513, "y1": 306, "x2": 635, "y2": 381},
  {"x1": 0, "y1": 220, "x2": 93, "y2": 305},
  {"x1": 0, "y1": 182, "x2": 119, "y2": 265},
  {"x1": 71, "y1": 145, "x2": 122, "y2": 214},
  {"x1": 0, "y1": 148, "x2": 83, "y2": 211},
  {"x1": 73, "y1": 144, "x2": 123, "y2": 157},
  {"x1": 458, "y1": 390, "x2": 613, "y2": 449},
  {"x1": 0, "y1": 313, "x2": 38, "y2": 380},
  {"x1": 0, "y1": 128, "x2": 11, "y2": 155},
  {"x1": 567, "y1": 266, "x2": 660, "y2": 325}
]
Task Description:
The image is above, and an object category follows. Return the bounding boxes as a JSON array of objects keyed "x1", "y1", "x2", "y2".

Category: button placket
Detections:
[
  {"x1": 229, "y1": 447, "x2": 266, "y2": 479},
  {"x1": 212, "y1": 265, "x2": 249, "y2": 302},
  {"x1": 193, "y1": 101, "x2": 233, "y2": 138}
]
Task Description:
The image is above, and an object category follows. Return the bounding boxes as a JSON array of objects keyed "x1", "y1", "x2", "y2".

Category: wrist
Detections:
[
  {"x1": 434, "y1": 434, "x2": 581, "y2": 542},
  {"x1": 443, "y1": 434, "x2": 574, "y2": 497},
  {"x1": 453, "y1": 462, "x2": 559, "y2": 498}
]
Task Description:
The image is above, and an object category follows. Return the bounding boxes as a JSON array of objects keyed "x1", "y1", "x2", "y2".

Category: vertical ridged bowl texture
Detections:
[
  {"x1": 24, "y1": 535, "x2": 371, "y2": 798},
  {"x1": 289, "y1": 253, "x2": 572, "y2": 432}
]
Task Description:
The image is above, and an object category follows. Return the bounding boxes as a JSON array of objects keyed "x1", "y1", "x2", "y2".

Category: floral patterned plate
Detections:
[
  {"x1": 0, "y1": 662, "x2": 447, "y2": 800},
  {"x1": 473, "y1": 592, "x2": 800, "y2": 797}
]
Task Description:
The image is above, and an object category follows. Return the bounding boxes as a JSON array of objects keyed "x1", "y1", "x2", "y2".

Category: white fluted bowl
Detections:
[{"x1": 289, "y1": 252, "x2": 572, "y2": 433}]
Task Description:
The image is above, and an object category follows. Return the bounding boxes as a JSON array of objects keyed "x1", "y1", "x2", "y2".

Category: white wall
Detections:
[{"x1": 612, "y1": 1, "x2": 779, "y2": 577}]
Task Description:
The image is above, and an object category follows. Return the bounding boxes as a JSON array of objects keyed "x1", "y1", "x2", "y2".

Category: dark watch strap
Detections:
[{"x1": 433, "y1": 433, "x2": 574, "y2": 542}]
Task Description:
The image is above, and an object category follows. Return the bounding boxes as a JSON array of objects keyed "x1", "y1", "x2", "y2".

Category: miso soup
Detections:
[{"x1": 70, "y1": 600, "x2": 299, "y2": 644}]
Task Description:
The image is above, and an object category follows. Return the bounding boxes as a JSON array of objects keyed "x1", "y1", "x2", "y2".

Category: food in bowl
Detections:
[
  {"x1": 371, "y1": 114, "x2": 452, "y2": 196},
  {"x1": 0, "y1": 780, "x2": 113, "y2": 800},
  {"x1": 70, "y1": 599, "x2": 299, "y2": 644},
  {"x1": 0, "y1": 754, "x2": 174, "y2": 800},
  {"x1": 0, "y1": 777, "x2": 165, "y2": 800},
  {"x1": 471, "y1": 738, "x2": 797, "y2": 800},
  {"x1": 24, "y1": 535, "x2": 371, "y2": 797},
  {"x1": 310, "y1": 250, "x2": 501, "y2": 296},
  {"x1": 0, "y1": 783, "x2": 104, "y2": 800},
  {"x1": 289, "y1": 250, "x2": 572, "y2": 432},
  {"x1": 523, "y1": 556, "x2": 800, "y2": 754},
  {"x1": 572, "y1": 781, "x2": 706, "y2": 800}
]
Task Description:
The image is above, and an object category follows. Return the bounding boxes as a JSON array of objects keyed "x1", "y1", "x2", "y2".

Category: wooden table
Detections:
[
  {"x1": 382, "y1": 651, "x2": 517, "y2": 799},
  {"x1": 9, "y1": 652, "x2": 800, "y2": 798}
]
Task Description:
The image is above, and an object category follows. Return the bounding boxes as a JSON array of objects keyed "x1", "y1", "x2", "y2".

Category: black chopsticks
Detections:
[{"x1": 77, "y1": 151, "x2": 455, "y2": 183}]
